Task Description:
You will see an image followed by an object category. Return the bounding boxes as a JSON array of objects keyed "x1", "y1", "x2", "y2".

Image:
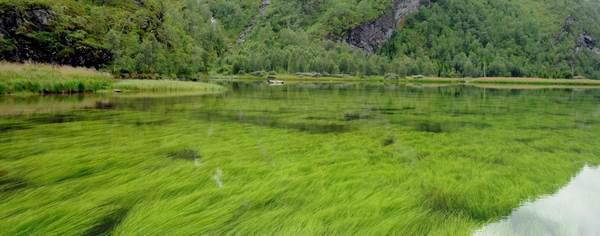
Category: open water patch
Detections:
[
  {"x1": 90, "y1": 101, "x2": 116, "y2": 110},
  {"x1": 286, "y1": 122, "x2": 350, "y2": 134},
  {"x1": 85, "y1": 207, "x2": 130, "y2": 236},
  {"x1": 130, "y1": 119, "x2": 171, "y2": 127},
  {"x1": 343, "y1": 112, "x2": 373, "y2": 121},
  {"x1": 194, "y1": 111, "x2": 351, "y2": 134},
  {"x1": 475, "y1": 166, "x2": 600, "y2": 236},
  {"x1": 167, "y1": 149, "x2": 200, "y2": 161},
  {"x1": 370, "y1": 106, "x2": 416, "y2": 115},
  {"x1": 0, "y1": 122, "x2": 31, "y2": 132},
  {"x1": 409, "y1": 120, "x2": 492, "y2": 133},
  {"x1": 28, "y1": 114, "x2": 85, "y2": 124},
  {"x1": 24, "y1": 112, "x2": 116, "y2": 126}
]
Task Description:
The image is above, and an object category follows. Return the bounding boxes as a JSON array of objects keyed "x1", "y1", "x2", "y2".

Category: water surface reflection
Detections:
[{"x1": 475, "y1": 166, "x2": 600, "y2": 236}]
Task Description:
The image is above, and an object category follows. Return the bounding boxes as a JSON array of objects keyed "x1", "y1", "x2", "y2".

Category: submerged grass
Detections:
[
  {"x1": 1, "y1": 85, "x2": 600, "y2": 234},
  {"x1": 0, "y1": 62, "x2": 113, "y2": 95}
]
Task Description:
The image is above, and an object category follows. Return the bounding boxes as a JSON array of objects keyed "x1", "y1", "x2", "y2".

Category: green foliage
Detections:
[
  {"x1": 0, "y1": 37, "x2": 16, "y2": 54},
  {"x1": 0, "y1": 82, "x2": 6, "y2": 94},
  {"x1": 209, "y1": 0, "x2": 260, "y2": 37},
  {"x1": 222, "y1": 29, "x2": 391, "y2": 76},
  {"x1": 383, "y1": 0, "x2": 600, "y2": 79},
  {"x1": 1, "y1": 0, "x2": 599, "y2": 79},
  {"x1": 104, "y1": 0, "x2": 229, "y2": 78},
  {"x1": 224, "y1": 0, "x2": 600, "y2": 79},
  {"x1": 1, "y1": 0, "x2": 237, "y2": 78}
]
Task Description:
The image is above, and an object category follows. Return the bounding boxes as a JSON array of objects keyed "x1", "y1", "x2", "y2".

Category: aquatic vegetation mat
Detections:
[{"x1": 1, "y1": 83, "x2": 600, "y2": 235}]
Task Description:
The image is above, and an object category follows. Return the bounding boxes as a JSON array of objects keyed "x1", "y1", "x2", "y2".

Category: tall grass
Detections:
[
  {"x1": 0, "y1": 62, "x2": 113, "y2": 95},
  {"x1": 113, "y1": 80, "x2": 225, "y2": 93}
]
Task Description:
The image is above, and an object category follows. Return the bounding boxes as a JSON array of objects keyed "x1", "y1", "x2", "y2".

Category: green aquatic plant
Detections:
[{"x1": 1, "y1": 84, "x2": 600, "y2": 234}]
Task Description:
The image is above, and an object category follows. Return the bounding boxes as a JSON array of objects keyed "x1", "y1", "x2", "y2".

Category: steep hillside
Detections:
[
  {"x1": 0, "y1": 0, "x2": 113, "y2": 67},
  {"x1": 219, "y1": 0, "x2": 421, "y2": 75},
  {"x1": 1, "y1": 0, "x2": 599, "y2": 79},
  {"x1": 227, "y1": 0, "x2": 600, "y2": 79},
  {"x1": 0, "y1": 0, "x2": 255, "y2": 78},
  {"x1": 381, "y1": 0, "x2": 600, "y2": 78},
  {"x1": 346, "y1": 0, "x2": 426, "y2": 52}
]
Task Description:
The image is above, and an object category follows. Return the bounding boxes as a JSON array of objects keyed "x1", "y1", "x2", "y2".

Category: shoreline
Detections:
[
  {"x1": 209, "y1": 75, "x2": 600, "y2": 87},
  {"x1": 2, "y1": 62, "x2": 600, "y2": 96}
]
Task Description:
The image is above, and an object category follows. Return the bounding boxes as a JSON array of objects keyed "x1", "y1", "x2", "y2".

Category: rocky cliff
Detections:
[
  {"x1": 577, "y1": 33, "x2": 595, "y2": 50},
  {"x1": 237, "y1": 0, "x2": 271, "y2": 44},
  {"x1": 345, "y1": 0, "x2": 427, "y2": 52},
  {"x1": 577, "y1": 33, "x2": 600, "y2": 56},
  {"x1": 0, "y1": 3, "x2": 111, "y2": 68}
]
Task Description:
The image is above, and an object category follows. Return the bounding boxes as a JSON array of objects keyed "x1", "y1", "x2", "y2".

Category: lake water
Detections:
[
  {"x1": 1, "y1": 82, "x2": 600, "y2": 235},
  {"x1": 475, "y1": 166, "x2": 600, "y2": 236}
]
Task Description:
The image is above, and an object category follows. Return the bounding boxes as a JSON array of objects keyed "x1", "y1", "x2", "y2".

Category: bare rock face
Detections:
[
  {"x1": 237, "y1": 0, "x2": 271, "y2": 44},
  {"x1": 0, "y1": 7, "x2": 54, "y2": 36},
  {"x1": 577, "y1": 33, "x2": 595, "y2": 50},
  {"x1": 27, "y1": 8, "x2": 55, "y2": 26},
  {"x1": 0, "y1": 4, "x2": 111, "y2": 68},
  {"x1": 0, "y1": 9, "x2": 20, "y2": 36},
  {"x1": 562, "y1": 15, "x2": 575, "y2": 33},
  {"x1": 345, "y1": 0, "x2": 426, "y2": 53},
  {"x1": 133, "y1": 0, "x2": 145, "y2": 7}
]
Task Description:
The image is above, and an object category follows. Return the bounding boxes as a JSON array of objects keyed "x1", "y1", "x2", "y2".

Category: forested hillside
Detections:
[
  {"x1": 0, "y1": 0, "x2": 249, "y2": 78},
  {"x1": 1, "y1": 0, "x2": 599, "y2": 79},
  {"x1": 381, "y1": 0, "x2": 600, "y2": 78}
]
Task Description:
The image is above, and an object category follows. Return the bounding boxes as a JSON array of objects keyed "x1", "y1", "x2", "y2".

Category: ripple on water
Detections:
[{"x1": 474, "y1": 166, "x2": 600, "y2": 236}]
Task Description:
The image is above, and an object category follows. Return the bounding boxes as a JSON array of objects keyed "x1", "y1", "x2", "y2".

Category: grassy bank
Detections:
[
  {"x1": 469, "y1": 77, "x2": 600, "y2": 86},
  {"x1": 211, "y1": 74, "x2": 467, "y2": 84},
  {"x1": 0, "y1": 63, "x2": 227, "y2": 96},
  {"x1": 112, "y1": 80, "x2": 225, "y2": 93},
  {"x1": 0, "y1": 63, "x2": 113, "y2": 95},
  {"x1": 2, "y1": 62, "x2": 599, "y2": 97},
  {"x1": 213, "y1": 74, "x2": 600, "y2": 86},
  {"x1": 227, "y1": 74, "x2": 600, "y2": 86}
]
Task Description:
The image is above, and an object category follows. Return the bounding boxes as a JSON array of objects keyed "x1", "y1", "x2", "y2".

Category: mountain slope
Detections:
[
  {"x1": 0, "y1": 0, "x2": 250, "y2": 77},
  {"x1": 346, "y1": 0, "x2": 426, "y2": 52},
  {"x1": 381, "y1": 0, "x2": 600, "y2": 78},
  {"x1": 229, "y1": 0, "x2": 600, "y2": 79},
  {"x1": 1, "y1": 0, "x2": 599, "y2": 79}
]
